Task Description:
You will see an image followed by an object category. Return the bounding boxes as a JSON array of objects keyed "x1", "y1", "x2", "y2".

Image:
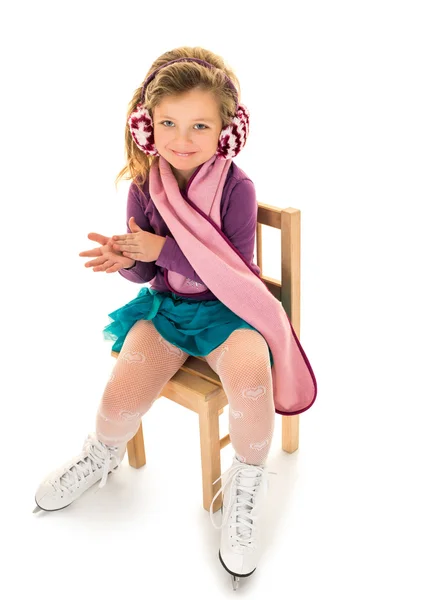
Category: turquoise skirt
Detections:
[{"x1": 102, "y1": 286, "x2": 274, "y2": 367}]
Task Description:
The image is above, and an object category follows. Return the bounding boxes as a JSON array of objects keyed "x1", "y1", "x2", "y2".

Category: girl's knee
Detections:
[
  {"x1": 214, "y1": 330, "x2": 271, "y2": 386},
  {"x1": 226, "y1": 329, "x2": 270, "y2": 362}
]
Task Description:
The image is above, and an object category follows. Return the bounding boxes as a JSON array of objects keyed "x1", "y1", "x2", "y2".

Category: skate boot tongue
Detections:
[
  {"x1": 234, "y1": 459, "x2": 262, "y2": 492},
  {"x1": 234, "y1": 465, "x2": 263, "y2": 541},
  {"x1": 59, "y1": 440, "x2": 109, "y2": 488}
]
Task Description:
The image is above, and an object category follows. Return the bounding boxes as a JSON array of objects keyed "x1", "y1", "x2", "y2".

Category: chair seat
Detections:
[
  {"x1": 180, "y1": 355, "x2": 222, "y2": 386},
  {"x1": 159, "y1": 355, "x2": 228, "y2": 415}
]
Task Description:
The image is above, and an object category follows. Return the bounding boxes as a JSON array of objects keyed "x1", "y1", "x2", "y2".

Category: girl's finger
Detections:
[
  {"x1": 97, "y1": 259, "x2": 114, "y2": 272},
  {"x1": 113, "y1": 243, "x2": 138, "y2": 251},
  {"x1": 93, "y1": 260, "x2": 112, "y2": 271},
  {"x1": 106, "y1": 263, "x2": 121, "y2": 273},
  {"x1": 87, "y1": 232, "x2": 110, "y2": 245},
  {"x1": 114, "y1": 239, "x2": 136, "y2": 245},
  {"x1": 84, "y1": 257, "x2": 105, "y2": 267}
]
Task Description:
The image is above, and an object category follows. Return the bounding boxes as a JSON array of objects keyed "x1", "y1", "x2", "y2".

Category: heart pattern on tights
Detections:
[
  {"x1": 250, "y1": 439, "x2": 269, "y2": 451},
  {"x1": 122, "y1": 351, "x2": 146, "y2": 364},
  {"x1": 159, "y1": 337, "x2": 183, "y2": 357},
  {"x1": 242, "y1": 386, "x2": 266, "y2": 400},
  {"x1": 120, "y1": 410, "x2": 141, "y2": 421},
  {"x1": 230, "y1": 409, "x2": 244, "y2": 419}
]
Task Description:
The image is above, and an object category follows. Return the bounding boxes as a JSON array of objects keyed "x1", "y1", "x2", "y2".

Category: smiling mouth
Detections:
[{"x1": 172, "y1": 151, "x2": 196, "y2": 157}]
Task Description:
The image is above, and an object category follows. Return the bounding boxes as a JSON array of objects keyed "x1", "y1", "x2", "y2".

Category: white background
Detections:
[{"x1": 1, "y1": 1, "x2": 429, "y2": 598}]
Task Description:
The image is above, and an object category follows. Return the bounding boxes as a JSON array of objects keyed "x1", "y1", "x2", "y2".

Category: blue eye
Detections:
[{"x1": 161, "y1": 120, "x2": 207, "y2": 130}]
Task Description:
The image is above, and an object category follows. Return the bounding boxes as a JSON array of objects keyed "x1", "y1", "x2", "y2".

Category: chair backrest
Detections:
[{"x1": 256, "y1": 204, "x2": 301, "y2": 337}]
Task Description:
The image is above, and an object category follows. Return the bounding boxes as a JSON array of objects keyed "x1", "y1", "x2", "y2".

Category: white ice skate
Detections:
[
  {"x1": 209, "y1": 455, "x2": 275, "y2": 590},
  {"x1": 33, "y1": 432, "x2": 127, "y2": 513}
]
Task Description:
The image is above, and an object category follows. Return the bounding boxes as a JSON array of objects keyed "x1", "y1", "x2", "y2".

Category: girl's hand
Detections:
[
  {"x1": 111, "y1": 217, "x2": 166, "y2": 262},
  {"x1": 79, "y1": 232, "x2": 136, "y2": 273}
]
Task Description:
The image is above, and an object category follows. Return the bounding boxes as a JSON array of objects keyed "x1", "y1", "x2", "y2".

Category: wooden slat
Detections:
[
  {"x1": 126, "y1": 421, "x2": 146, "y2": 469},
  {"x1": 282, "y1": 414, "x2": 299, "y2": 453},
  {"x1": 257, "y1": 222, "x2": 263, "y2": 268},
  {"x1": 199, "y1": 399, "x2": 222, "y2": 511},
  {"x1": 257, "y1": 203, "x2": 282, "y2": 228},
  {"x1": 280, "y1": 208, "x2": 301, "y2": 453},
  {"x1": 281, "y1": 208, "x2": 300, "y2": 329},
  {"x1": 220, "y1": 433, "x2": 231, "y2": 450},
  {"x1": 261, "y1": 275, "x2": 281, "y2": 301}
]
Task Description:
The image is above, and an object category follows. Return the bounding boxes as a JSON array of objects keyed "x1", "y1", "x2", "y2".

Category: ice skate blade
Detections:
[{"x1": 33, "y1": 502, "x2": 72, "y2": 513}]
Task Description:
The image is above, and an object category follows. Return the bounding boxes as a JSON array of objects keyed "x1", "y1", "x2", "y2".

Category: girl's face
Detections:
[{"x1": 153, "y1": 88, "x2": 223, "y2": 189}]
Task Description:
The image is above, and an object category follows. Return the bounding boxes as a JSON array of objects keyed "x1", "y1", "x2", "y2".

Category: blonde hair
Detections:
[{"x1": 115, "y1": 46, "x2": 241, "y2": 195}]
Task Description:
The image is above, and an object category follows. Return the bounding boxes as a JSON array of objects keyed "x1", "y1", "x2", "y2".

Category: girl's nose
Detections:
[{"x1": 175, "y1": 127, "x2": 194, "y2": 141}]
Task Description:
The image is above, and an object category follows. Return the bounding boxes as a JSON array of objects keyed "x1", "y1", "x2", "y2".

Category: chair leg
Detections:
[
  {"x1": 127, "y1": 421, "x2": 146, "y2": 468},
  {"x1": 198, "y1": 401, "x2": 222, "y2": 513},
  {"x1": 282, "y1": 414, "x2": 299, "y2": 453}
]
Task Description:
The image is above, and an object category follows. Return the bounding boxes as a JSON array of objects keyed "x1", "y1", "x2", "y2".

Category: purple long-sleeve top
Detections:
[{"x1": 118, "y1": 161, "x2": 261, "y2": 302}]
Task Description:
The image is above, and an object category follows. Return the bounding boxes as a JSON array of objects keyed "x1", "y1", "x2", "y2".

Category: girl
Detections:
[{"x1": 33, "y1": 46, "x2": 317, "y2": 588}]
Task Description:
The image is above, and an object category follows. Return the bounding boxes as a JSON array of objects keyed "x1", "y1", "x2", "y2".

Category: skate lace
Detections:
[
  {"x1": 209, "y1": 462, "x2": 277, "y2": 551},
  {"x1": 49, "y1": 438, "x2": 118, "y2": 494}
]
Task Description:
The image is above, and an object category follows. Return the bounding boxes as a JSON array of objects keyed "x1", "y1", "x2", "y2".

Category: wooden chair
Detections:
[{"x1": 111, "y1": 205, "x2": 302, "y2": 513}]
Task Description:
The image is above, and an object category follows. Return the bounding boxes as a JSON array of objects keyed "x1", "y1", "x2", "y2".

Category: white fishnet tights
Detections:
[
  {"x1": 96, "y1": 320, "x2": 275, "y2": 465},
  {"x1": 204, "y1": 328, "x2": 275, "y2": 465}
]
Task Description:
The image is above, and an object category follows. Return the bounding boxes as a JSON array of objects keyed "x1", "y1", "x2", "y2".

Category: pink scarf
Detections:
[{"x1": 148, "y1": 153, "x2": 317, "y2": 415}]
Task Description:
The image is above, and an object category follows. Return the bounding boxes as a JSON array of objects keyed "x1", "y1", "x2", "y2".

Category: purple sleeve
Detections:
[
  {"x1": 222, "y1": 179, "x2": 261, "y2": 278},
  {"x1": 118, "y1": 183, "x2": 158, "y2": 284},
  {"x1": 155, "y1": 178, "x2": 261, "y2": 280},
  {"x1": 155, "y1": 234, "x2": 207, "y2": 285}
]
